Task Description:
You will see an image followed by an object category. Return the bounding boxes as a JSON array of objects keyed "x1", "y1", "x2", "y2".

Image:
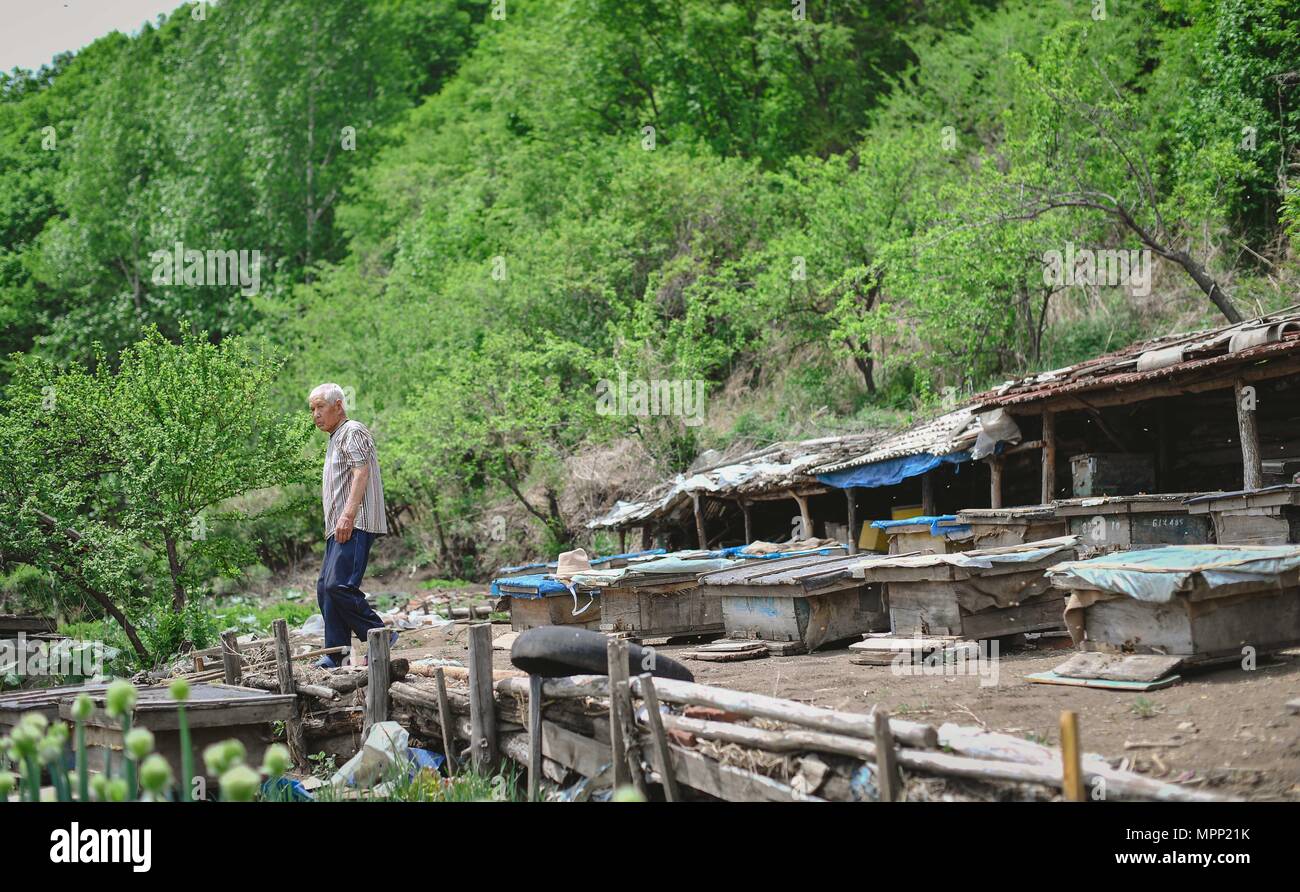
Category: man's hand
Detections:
[{"x1": 336, "y1": 511, "x2": 355, "y2": 543}]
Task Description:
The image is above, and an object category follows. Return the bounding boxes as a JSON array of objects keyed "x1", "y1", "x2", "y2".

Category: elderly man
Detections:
[{"x1": 309, "y1": 383, "x2": 394, "y2": 668}]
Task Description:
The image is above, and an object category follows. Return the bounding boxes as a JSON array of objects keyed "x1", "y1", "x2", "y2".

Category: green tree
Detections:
[{"x1": 0, "y1": 329, "x2": 311, "y2": 661}]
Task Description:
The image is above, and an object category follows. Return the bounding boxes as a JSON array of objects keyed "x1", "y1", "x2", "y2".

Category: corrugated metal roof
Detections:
[
  {"x1": 812, "y1": 408, "x2": 980, "y2": 474},
  {"x1": 585, "y1": 432, "x2": 879, "y2": 529},
  {"x1": 974, "y1": 308, "x2": 1300, "y2": 410}
]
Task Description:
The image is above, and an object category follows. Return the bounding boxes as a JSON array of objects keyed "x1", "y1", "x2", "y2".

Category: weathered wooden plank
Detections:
[{"x1": 468, "y1": 623, "x2": 498, "y2": 771}]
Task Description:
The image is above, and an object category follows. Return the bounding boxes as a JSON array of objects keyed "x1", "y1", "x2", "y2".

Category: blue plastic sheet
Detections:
[
  {"x1": 489, "y1": 574, "x2": 572, "y2": 599},
  {"x1": 817, "y1": 450, "x2": 970, "y2": 490},
  {"x1": 869, "y1": 515, "x2": 971, "y2": 538}
]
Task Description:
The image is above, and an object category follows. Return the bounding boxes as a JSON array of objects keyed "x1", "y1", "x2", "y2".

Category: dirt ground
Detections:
[{"x1": 281, "y1": 562, "x2": 1300, "y2": 802}]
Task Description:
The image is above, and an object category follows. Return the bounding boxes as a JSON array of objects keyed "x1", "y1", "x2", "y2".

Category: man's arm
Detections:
[{"x1": 335, "y1": 464, "x2": 369, "y2": 543}]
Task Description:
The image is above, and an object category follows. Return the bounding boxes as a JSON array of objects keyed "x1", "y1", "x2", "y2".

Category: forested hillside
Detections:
[{"x1": 3, "y1": 0, "x2": 1299, "y2": 627}]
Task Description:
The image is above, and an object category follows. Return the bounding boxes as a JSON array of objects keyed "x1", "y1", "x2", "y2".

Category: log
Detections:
[
  {"x1": 294, "y1": 682, "x2": 338, "y2": 703},
  {"x1": 638, "y1": 674, "x2": 680, "y2": 802},
  {"x1": 989, "y1": 456, "x2": 1003, "y2": 509},
  {"x1": 1041, "y1": 410, "x2": 1056, "y2": 503},
  {"x1": 630, "y1": 676, "x2": 939, "y2": 749},
  {"x1": 435, "y1": 668, "x2": 459, "y2": 776},
  {"x1": 364, "y1": 627, "x2": 391, "y2": 735},
  {"x1": 273, "y1": 619, "x2": 307, "y2": 769},
  {"x1": 616, "y1": 678, "x2": 648, "y2": 797},
  {"x1": 499, "y1": 673, "x2": 938, "y2": 748},
  {"x1": 606, "y1": 638, "x2": 631, "y2": 787},
  {"x1": 468, "y1": 623, "x2": 498, "y2": 772},
  {"x1": 1236, "y1": 378, "x2": 1263, "y2": 490},
  {"x1": 660, "y1": 713, "x2": 878, "y2": 760},
  {"x1": 221, "y1": 631, "x2": 241, "y2": 686},
  {"x1": 409, "y1": 663, "x2": 523, "y2": 682},
  {"x1": 874, "y1": 707, "x2": 901, "y2": 802},
  {"x1": 528, "y1": 675, "x2": 543, "y2": 801},
  {"x1": 936, "y1": 724, "x2": 1229, "y2": 803},
  {"x1": 844, "y1": 489, "x2": 858, "y2": 555}
]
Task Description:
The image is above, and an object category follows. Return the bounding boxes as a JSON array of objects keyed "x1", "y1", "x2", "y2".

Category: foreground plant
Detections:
[
  {"x1": 71, "y1": 693, "x2": 93, "y2": 801},
  {"x1": 170, "y1": 678, "x2": 194, "y2": 802}
]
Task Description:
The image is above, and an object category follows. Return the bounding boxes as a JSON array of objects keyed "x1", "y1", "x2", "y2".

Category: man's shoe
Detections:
[{"x1": 313, "y1": 656, "x2": 339, "y2": 670}]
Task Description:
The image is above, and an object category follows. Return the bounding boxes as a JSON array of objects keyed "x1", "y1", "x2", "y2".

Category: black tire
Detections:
[{"x1": 510, "y1": 626, "x2": 694, "y2": 682}]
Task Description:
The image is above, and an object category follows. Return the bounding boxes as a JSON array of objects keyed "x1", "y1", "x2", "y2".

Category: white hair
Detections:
[{"x1": 310, "y1": 382, "x2": 347, "y2": 410}]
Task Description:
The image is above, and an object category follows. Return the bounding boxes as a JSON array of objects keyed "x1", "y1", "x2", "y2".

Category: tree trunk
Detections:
[
  {"x1": 32, "y1": 510, "x2": 150, "y2": 661},
  {"x1": 164, "y1": 535, "x2": 186, "y2": 612}
]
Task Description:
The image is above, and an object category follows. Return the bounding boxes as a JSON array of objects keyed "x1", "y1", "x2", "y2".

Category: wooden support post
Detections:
[
  {"x1": 1041, "y1": 411, "x2": 1056, "y2": 504},
  {"x1": 1155, "y1": 401, "x2": 1170, "y2": 492},
  {"x1": 845, "y1": 488, "x2": 858, "y2": 555},
  {"x1": 741, "y1": 500, "x2": 753, "y2": 545},
  {"x1": 638, "y1": 673, "x2": 680, "y2": 802},
  {"x1": 640, "y1": 525, "x2": 652, "y2": 550},
  {"x1": 272, "y1": 619, "x2": 306, "y2": 768},
  {"x1": 606, "y1": 637, "x2": 631, "y2": 787},
  {"x1": 364, "y1": 627, "x2": 391, "y2": 735},
  {"x1": 220, "y1": 630, "x2": 242, "y2": 686},
  {"x1": 691, "y1": 492, "x2": 708, "y2": 550},
  {"x1": 920, "y1": 472, "x2": 936, "y2": 516},
  {"x1": 528, "y1": 674, "x2": 544, "y2": 801},
  {"x1": 988, "y1": 457, "x2": 1003, "y2": 509},
  {"x1": 618, "y1": 528, "x2": 627, "y2": 555},
  {"x1": 467, "y1": 623, "x2": 498, "y2": 773},
  {"x1": 616, "y1": 678, "x2": 648, "y2": 797},
  {"x1": 1060, "y1": 710, "x2": 1085, "y2": 802},
  {"x1": 873, "y1": 707, "x2": 901, "y2": 802},
  {"x1": 792, "y1": 490, "x2": 813, "y2": 540},
  {"x1": 1235, "y1": 379, "x2": 1262, "y2": 490},
  {"x1": 434, "y1": 667, "x2": 457, "y2": 776}
]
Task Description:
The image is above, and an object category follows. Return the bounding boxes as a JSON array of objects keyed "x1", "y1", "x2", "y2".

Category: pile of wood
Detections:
[
  {"x1": 216, "y1": 621, "x2": 1233, "y2": 802},
  {"x1": 368, "y1": 626, "x2": 1230, "y2": 803}
]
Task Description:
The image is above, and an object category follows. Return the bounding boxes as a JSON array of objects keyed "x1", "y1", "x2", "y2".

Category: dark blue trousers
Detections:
[{"x1": 316, "y1": 530, "x2": 384, "y2": 665}]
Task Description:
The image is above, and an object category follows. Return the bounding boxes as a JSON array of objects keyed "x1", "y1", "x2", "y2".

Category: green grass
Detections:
[
  {"x1": 1130, "y1": 696, "x2": 1159, "y2": 719},
  {"x1": 211, "y1": 598, "x2": 316, "y2": 636},
  {"x1": 418, "y1": 577, "x2": 478, "y2": 590},
  {"x1": 311, "y1": 760, "x2": 523, "y2": 803}
]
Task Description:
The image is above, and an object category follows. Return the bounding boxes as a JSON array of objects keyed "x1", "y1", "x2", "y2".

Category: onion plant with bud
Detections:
[
  {"x1": 71, "y1": 692, "x2": 93, "y2": 801},
  {"x1": 170, "y1": 678, "x2": 194, "y2": 802}
]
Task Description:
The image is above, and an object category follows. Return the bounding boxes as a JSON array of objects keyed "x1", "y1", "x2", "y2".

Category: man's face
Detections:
[{"x1": 310, "y1": 396, "x2": 345, "y2": 433}]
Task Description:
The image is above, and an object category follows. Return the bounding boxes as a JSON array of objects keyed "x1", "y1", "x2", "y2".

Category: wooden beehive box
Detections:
[
  {"x1": 598, "y1": 578, "x2": 723, "y2": 642},
  {"x1": 1053, "y1": 494, "x2": 1212, "y2": 556},
  {"x1": 697, "y1": 553, "x2": 889, "y2": 653},
  {"x1": 875, "y1": 517, "x2": 973, "y2": 557},
  {"x1": 1048, "y1": 544, "x2": 1300, "y2": 661},
  {"x1": 1069, "y1": 453, "x2": 1155, "y2": 497},
  {"x1": 850, "y1": 537, "x2": 1078, "y2": 640},
  {"x1": 59, "y1": 682, "x2": 296, "y2": 787},
  {"x1": 1184, "y1": 485, "x2": 1300, "y2": 545},
  {"x1": 956, "y1": 505, "x2": 1068, "y2": 549}
]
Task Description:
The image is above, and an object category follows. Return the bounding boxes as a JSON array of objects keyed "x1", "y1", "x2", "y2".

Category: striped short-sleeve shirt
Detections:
[{"x1": 323, "y1": 419, "x2": 389, "y2": 538}]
